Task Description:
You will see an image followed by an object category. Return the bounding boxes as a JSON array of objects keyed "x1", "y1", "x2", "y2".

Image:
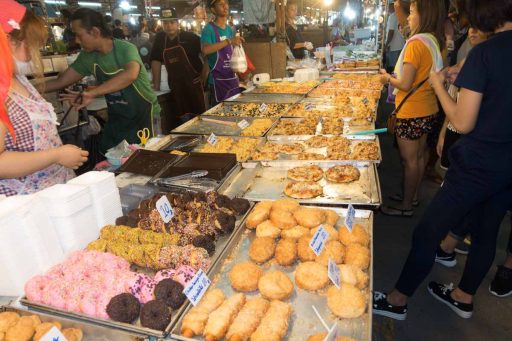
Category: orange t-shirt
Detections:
[{"x1": 395, "y1": 40, "x2": 439, "y2": 119}]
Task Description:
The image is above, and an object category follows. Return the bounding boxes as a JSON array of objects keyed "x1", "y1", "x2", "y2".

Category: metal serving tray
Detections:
[
  {"x1": 171, "y1": 115, "x2": 277, "y2": 137},
  {"x1": 219, "y1": 162, "x2": 382, "y2": 208},
  {"x1": 170, "y1": 205, "x2": 374, "y2": 341},
  {"x1": 247, "y1": 135, "x2": 382, "y2": 164},
  {"x1": 223, "y1": 92, "x2": 305, "y2": 104},
  {"x1": 20, "y1": 195, "x2": 254, "y2": 339},
  {"x1": 1, "y1": 305, "x2": 141, "y2": 341},
  {"x1": 191, "y1": 136, "x2": 266, "y2": 163},
  {"x1": 267, "y1": 117, "x2": 376, "y2": 139},
  {"x1": 202, "y1": 102, "x2": 294, "y2": 118}
]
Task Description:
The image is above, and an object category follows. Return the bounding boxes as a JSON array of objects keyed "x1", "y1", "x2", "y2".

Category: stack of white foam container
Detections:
[
  {"x1": 68, "y1": 171, "x2": 122, "y2": 231},
  {"x1": 0, "y1": 195, "x2": 64, "y2": 295},
  {"x1": 37, "y1": 184, "x2": 96, "y2": 253}
]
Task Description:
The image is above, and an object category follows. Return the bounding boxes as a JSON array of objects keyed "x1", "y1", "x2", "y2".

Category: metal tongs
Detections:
[
  {"x1": 158, "y1": 170, "x2": 209, "y2": 183},
  {"x1": 153, "y1": 170, "x2": 220, "y2": 191},
  {"x1": 172, "y1": 136, "x2": 202, "y2": 150}
]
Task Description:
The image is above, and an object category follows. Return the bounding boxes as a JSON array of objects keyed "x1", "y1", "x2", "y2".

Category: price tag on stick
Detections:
[
  {"x1": 328, "y1": 258, "x2": 341, "y2": 289},
  {"x1": 156, "y1": 195, "x2": 174, "y2": 223},
  {"x1": 207, "y1": 133, "x2": 218, "y2": 145},
  {"x1": 309, "y1": 225, "x2": 328, "y2": 256},
  {"x1": 183, "y1": 269, "x2": 211, "y2": 306},
  {"x1": 344, "y1": 204, "x2": 356, "y2": 233},
  {"x1": 237, "y1": 119, "x2": 250, "y2": 129},
  {"x1": 259, "y1": 103, "x2": 268, "y2": 113}
]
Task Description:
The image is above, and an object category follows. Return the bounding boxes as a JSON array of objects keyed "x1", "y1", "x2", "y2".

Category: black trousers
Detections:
[{"x1": 395, "y1": 139, "x2": 512, "y2": 296}]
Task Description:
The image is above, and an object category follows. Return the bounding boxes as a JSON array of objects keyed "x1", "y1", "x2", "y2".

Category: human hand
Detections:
[
  {"x1": 446, "y1": 65, "x2": 461, "y2": 84},
  {"x1": 59, "y1": 90, "x2": 95, "y2": 110},
  {"x1": 56, "y1": 145, "x2": 89, "y2": 170},
  {"x1": 429, "y1": 69, "x2": 447, "y2": 88},
  {"x1": 231, "y1": 36, "x2": 245, "y2": 46},
  {"x1": 304, "y1": 41, "x2": 314, "y2": 50},
  {"x1": 379, "y1": 69, "x2": 391, "y2": 85}
]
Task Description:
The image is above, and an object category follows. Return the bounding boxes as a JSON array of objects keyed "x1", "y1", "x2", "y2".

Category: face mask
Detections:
[{"x1": 15, "y1": 58, "x2": 34, "y2": 76}]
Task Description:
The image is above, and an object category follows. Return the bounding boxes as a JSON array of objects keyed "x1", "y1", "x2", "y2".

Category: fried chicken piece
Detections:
[
  {"x1": 226, "y1": 298, "x2": 270, "y2": 341},
  {"x1": 181, "y1": 289, "x2": 226, "y2": 337},
  {"x1": 326, "y1": 285, "x2": 366, "y2": 319},
  {"x1": 344, "y1": 243, "x2": 370, "y2": 270},
  {"x1": 203, "y1": 293, "x2": 246, "y2": 341},
  {"x1": 251, "y1": 300, "x2": 293, "y2": 341},
  {"x1": 275, "y1": 239, "x2": 297, "y2": 266}
]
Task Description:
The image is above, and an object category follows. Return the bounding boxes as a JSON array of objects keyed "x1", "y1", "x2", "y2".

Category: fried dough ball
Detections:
[
  {"x1": 297, "y1": 235, "x2": 316, "y2": 262},
  {"x1": 326, "y1": 285, "x2": 366, "y2": 318},
  {"x1": 310, "y1": 224, "x2": 338, "y2": 241},
  {"x1": 258, "y1": 271, "x2": 294, "y2": 300},
  {"x1": 271, "y1": 199, "x2": 300, "y2": 212},
  {"x1": 316, "y1": 240, "x2": 345, "y2": 266},
  {"x1": 293, "y1": 207, "x2": 326, "y2": 228},
  {"x1": 338, "y1": 224, "x2": 370, "y2": 247},
  {"x1": 344, "y1": 243, "x2": 370, "y2": 270},
  {"x1": 62, "y1": 328, "x2": 83, "y2": 341},
  {"x1": 295, "y1": 262, "x2": 329, "y2": 291},
  {"x1": 256, "y1": 220, "x2": 281, "y2": 238},
  {"x1": 275, "y1": 239, "x2": 297, "y2": 266},
  {"x1": 281, "y1": 225, "x2": 310, "y2": 240},
  {"x1": 270, "y1": 209, "x2": 297, "y2": 229},
  {"x1": 254, "y1": 201, "x2": 274, "y2": 211},
  {"x1": 229, "y1": 262, "x2": 263, "y2": 292},
  {"x1": 339, "y1": 264, "x2": 369, "y2": 289},
  {"x1": 246, "y1": 208, "x2": 270, "y2": 229},
  {"x1": 0, "y1": 312, "x2": 19, "y2": 333},
  {"x1": 249, "y1": 237, "x2": 276, "y2": 264},
  {"x1": 324, "y1": 209, "x2": 340, "y2": 225}
]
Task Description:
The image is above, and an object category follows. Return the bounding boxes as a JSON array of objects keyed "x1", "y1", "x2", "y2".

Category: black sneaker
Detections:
[
  {"x1": 435, "y1": 246, "x2": 457, "y2": 267},
  {"x1": 454, "y1": 238, "x2": 471, "y2": 255},
  {"x1": 372, "y1": 291, "x2": 408, "y2": 320},
  {"x1": 489, "y1": 265, "x2": 512, "y2": 298},
  {"x1": 428, "y1": 281, "x2": 473, "y2": 319}
]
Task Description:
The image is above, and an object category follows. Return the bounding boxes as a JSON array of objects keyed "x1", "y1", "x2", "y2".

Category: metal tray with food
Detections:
[
  {"x1": 171, "y1": 115, "x2": 277, "y2": 137},
  {"x1": 189, "y1": 136, "x2": 265, "y2": 163},
  {"x1": 170, "y1": 203, "x2": 373, "y2": 341},
  {"x1": 117, "y1": 149, "x2": 180, "y2": 177},
  {"x1": 283, "y1": 101, "x2": 377, "y2": 122},
  {"x1": 267, "y1": 117, "x2": 376, "y2": 139},
  {"x1": 219, "y1": 162, "x2": 382, "y2": 207},
  {"x1": 1, "y1": 305, "x2": 141, "y2": 340},
  {"x1": 247, "y1": 80, "x2": 320, "y2": 95},
  {"x1": 21, "y1": 190, "x2": 254, "y2": 339},
  {"x1": 246, "y1": 135, "x2": 381, "y2": 164},
  {"x1": 224, "y1": 92, "x2": 305, "y2": 104},
  {"x1": 203, "y1": 102, "x2": 293, "y2": 118},
  {"x1": 307, "y1": 87, "x2": 382, "y2": 101}
]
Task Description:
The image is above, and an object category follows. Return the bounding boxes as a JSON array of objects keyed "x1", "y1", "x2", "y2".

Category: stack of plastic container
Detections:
[
  {"x1": 0, "y1": 195, "x2": 64, "y2": 295},
  {"x1": 37, "y1": 184, "x2": 96, "y2": 253},
  {"x1": 68, "y1": 171, "x2": 122, "y2": 231}
]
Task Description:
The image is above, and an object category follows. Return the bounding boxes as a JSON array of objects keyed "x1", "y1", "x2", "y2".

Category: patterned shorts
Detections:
[{"x1": 395, "y1": 114, "x2": 437, "y2": 140}]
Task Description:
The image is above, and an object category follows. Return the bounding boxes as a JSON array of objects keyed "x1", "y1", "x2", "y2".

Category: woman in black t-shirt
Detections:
[
  {"x1": 373, "y1": 0, "x2": 512, "y2": 321},
  {"x1": 285, "y1": 1, "x2": 313, "y2": 59}
]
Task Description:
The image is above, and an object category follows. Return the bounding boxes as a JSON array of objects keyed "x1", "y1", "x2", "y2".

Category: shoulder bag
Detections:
[{"x1": 387, "y1": 78, "x2": 429, "y2": 135}]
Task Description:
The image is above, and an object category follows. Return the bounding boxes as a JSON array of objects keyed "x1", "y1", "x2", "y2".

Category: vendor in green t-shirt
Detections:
[{"x1": 45, "y1": 8, "x2": 160, "y2": 153}]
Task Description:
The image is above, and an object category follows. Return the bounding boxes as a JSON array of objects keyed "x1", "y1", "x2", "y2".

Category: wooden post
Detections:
[{"x1": 275, "y1": 0, "x2": 286, "y2": 42}]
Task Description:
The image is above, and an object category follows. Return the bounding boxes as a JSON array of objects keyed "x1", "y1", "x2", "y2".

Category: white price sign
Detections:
[
  {"x1": 40, "y1": 327, "x2": 68, "y2": 341},
  {"x1": 344, "y1": 204, "x2": 356, "y2": 232},
  {"x1": 183, "y1": 269, "x2": 211, "y2": 306},
  {"x1": 259, "y1": 103, "x2": 268, "y2": 113},
  {"x1": 328, "y1": 258, "x2": 341, "y2": 289},
  {"x1": 156, "y1": 195, "x2": 174, "y2": 223},
  {"x1": 237, "y1": 119, "x2": 250, "y2": 129},
  {"x1": 207, "y1": 133, "x2": 218, "y2": 145},
  {"x1": 309, "y1": 225, "x2": 328, "y2": 256}
]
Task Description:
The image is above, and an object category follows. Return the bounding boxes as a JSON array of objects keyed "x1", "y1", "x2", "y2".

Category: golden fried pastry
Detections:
[
  {"x1": 229, "y1": 262, "x2": 263, "y2": 292},
  {"x1": 258, "y1": 271, "x2": 294, "y2": 300},
  {"x1": 327, "y1": 285, "x2": 366, "y2": 318},
  {"x1": 271, "y1": 199, "x2": 300, "y2": 212},
  {"x1": 226, "y1": 298, "x2": 269, "y2": 341},
  {"x1": 316, "y1": 240, "x2": 345, "y2": 266},
  {"x1": 181, "y1": 289, "x2": 226, "y2": 337},
  {"x1": 204, "y1": 293, "x2": 246, "y2": 341},
  {"x1": 34, "y1": 322, "x2": 62, "y2": 341},
  {"x1": 256, "y1": 220, "x2": 281, "y2": 238},
  {"x1": 255, "y1": 201, "x2": 274, "y2": 211},
  {"x1": 252, "y1": 151, "x2": 279, "y2": 161},
  {"x1": 281, "y1": 225, "x2": 310, "y2": 240},
  {"x1": 5, "y1": 323, "x2": 33, "y2": 341},
  {"x1": 293, "y1": 207, "x2": 326, "y2": 228},
  {"x1": 297, "y1": 235, "x2": 316, "y2": 262},
  {"x1": 275, "y1": 239, "x2": 297, "y2": 266},
  {"x1": 246, "y1": 208, "x2": 270, "y2": 229},
  {"x1": 251, "y1": 300, "x2": 292, "y2": 341},
  {"x1": 249, "y1": 237, "x2": 276, "y2": 264},
  {"x1": 344, "y1": 243, "x2": 370, "y2": 270},
  {"x1": 0, "y1": 332, "x2": 4, "y2": 341},
  {"x1": 338, "y1": 224, "x2": 370, "y2": 247},
  {"x1": 62, "y1": 328, "x2": 83, "y2": 341},
  {"x1": 18, "y1": 315, "x2": 41, "y2": 328},
  {"x1": 270, "y1": 209, "x2": 297, "y2": 229},
  {"x1": 307, "y1": 332, "x2": 327, "y2": 341},
  {"x1": 337, "y1": 337, "x2": 358, "y2": 341},
  {"x1": 325, "y1": 209, "x2": 340, "y2": 225},
  {"x1": 310, "y1": 224, "x2": 338, "y2": 241},
  {"x1": 295, "y1": 261, "x2": 329, "y2": 291},
  {"x1": 0, "y1": 313, "x2": 19, "y2": 333},
  {"x1": 339, "y1": 264, "x2": 369, "y2": 289}
]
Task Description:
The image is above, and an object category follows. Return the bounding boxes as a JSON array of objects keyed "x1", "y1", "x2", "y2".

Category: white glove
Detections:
[{"x1": 304, "y1": 41, "x2": 314, "y2": 50}]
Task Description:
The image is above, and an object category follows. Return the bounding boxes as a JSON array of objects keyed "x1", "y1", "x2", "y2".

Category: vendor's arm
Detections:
[
  {"x1": 150, "y1": 61, "x2": 162, "y2": 91},
  {"x1": 149, "y1": 32, "x2": 165, "y2": 91},
  {"x1": 44, "y1": 67, "x2": 84, "y2": 93},
  {"x1": 0, "y1": 123, "x2": 89, "y2": 177},
  {"x1": 201, "y1": 24, "x2": 244, "y2": 56}
]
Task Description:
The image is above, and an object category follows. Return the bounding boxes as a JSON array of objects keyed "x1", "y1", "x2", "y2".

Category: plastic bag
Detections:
[
  {"x1": 231, "y1": 45, "x2": 248, "y2": 73},
  {"x1": 237, "y1": 53, "x2": 256, "y2": 81}
]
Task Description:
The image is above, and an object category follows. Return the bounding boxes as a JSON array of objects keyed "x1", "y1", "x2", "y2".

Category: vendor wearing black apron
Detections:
[
  {"x1": 201, "y1": 0, "x2": 244, "y2": 107},
  {"x1": 285, "y1": 1, "x2": 314, "y2": 59},
  {"x1": 45, "y1": 8, "x2": 160, "y2": 153},
  {"x1": 150, "y1": 7, "x2": 207, "y2": 131}
]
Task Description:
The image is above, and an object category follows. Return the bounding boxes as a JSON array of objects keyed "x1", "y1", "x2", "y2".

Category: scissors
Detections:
[{"x1": 137, "y1": 128, "x2": 150, "y2": 146}]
